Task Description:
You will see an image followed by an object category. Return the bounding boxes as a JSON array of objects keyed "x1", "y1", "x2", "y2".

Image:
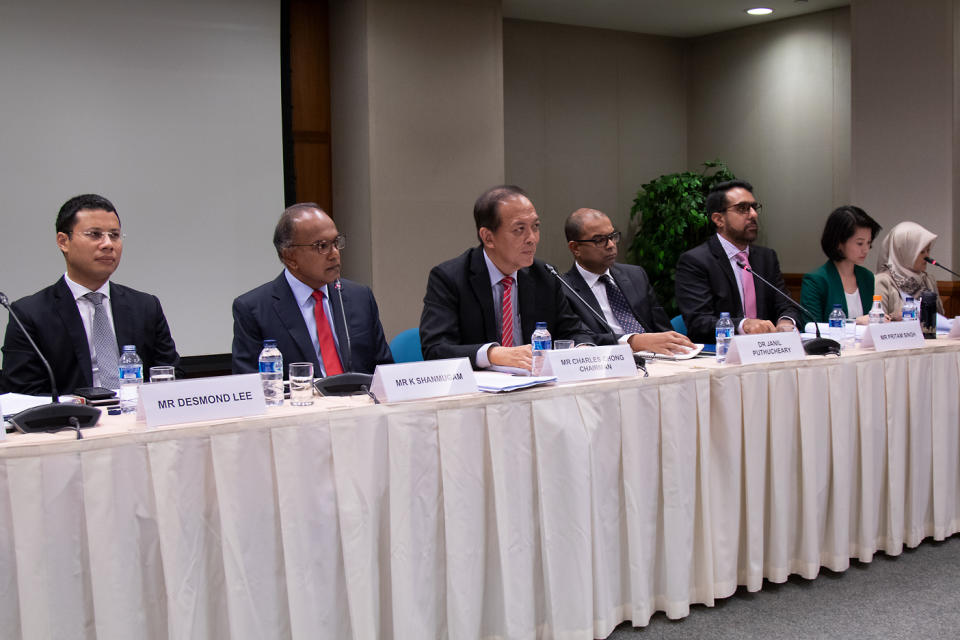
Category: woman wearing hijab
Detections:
[
  {"x1": 875, "y1": 221, "x2": 944, "y2": 319},
  {"x1": 801, "y1": 205, "x2": 882, "y2": 323}
]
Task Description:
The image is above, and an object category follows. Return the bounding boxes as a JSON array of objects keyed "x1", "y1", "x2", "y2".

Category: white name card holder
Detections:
[
  {"x1": 541, "y1": 344, "x2": 637, "y2": 383},
  {"x1": 725, "y1": 331, "x2": 806, "y2": 365},
  {"x1": 860, "y1": 320, "x2": 925, "y2": 351},
  {"x1": 948, "y1": 317, "x2": 960, "y2": 338},
  {"x1": 137, "y1": 373, "x2": 267, "y2": 428},
  {"x1": 370, "y1": 358, "x2": 478, "y2": 402}
]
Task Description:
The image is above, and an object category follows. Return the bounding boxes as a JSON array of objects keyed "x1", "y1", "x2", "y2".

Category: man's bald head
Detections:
[{"x1": 564, "y1": 208, "x2": 608, "y2": 242}]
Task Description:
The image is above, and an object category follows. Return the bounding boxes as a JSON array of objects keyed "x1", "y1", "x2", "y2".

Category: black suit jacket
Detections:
[
  {"x1": 419, "y1": 246, "x2": 601, "y2": 367},
  {"x1": 0, "y1": 277, "x2": 180, "y2": 396},
  {"x1": 675, "y1": 235, "x2": 800, "y2": 344},
  {"x1": 561, "y1": 262, "x2": 672, "y2": 336},
  {"x1": 231, "y1": 273, "x2": 393, "y2": 376}
]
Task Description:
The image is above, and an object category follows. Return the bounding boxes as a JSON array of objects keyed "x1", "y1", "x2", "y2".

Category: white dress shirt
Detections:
[{"x1": 63, "y1": 273, "x2": 115, "y2": 387}]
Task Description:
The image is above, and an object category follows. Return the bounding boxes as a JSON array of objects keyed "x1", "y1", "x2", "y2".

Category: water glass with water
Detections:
[{"x1": 289, "y1": 362, "x2": 315, "y2": 406}]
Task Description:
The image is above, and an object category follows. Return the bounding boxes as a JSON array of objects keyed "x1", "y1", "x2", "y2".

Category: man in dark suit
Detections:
[
  {"x1": 1, "y1": 194, "x2": 180, "y2": 396},
  {"x1": 675, "y1": 180, "x2": 800, "y2": 344},
  {"x1": 562, "y1": 208, "x2": 694, "y2": 355},
  {"x1": 232, "y1": 204, "x2": 393, "y2": 376},
  {"x1": 419, "y1": 185, "x2": 597, "y2": 371}
]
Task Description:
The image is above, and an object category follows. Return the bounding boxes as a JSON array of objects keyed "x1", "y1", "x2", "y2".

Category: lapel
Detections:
[
  {"x1": 53, "y1": 277, "x2": 94, "y2": 387},
  {"x1": 708, "y1": 235, "x2": 744, "y2": 316},
  {"x1": 565, "y1": 265, "x2": 605, "y2": 330},
  {"x1": 327, "y1": 280, "x2": 352, "y2": 371},
  {"x1": 609, "y1": 264, "x2": 648, "y2": 330},
  {"x1": 516, "y1": 266, "x2": 537, "y2": 341},
  {"x1": 272, "y1": 273, "x2": 321, "y2": 370},
  {"x1": 468, "y1": 247, "x2": 498, "y2": 342},
  {"x1": 824, "y1": 261, "x2": 847, "y2": 315},
  {"x1": 109, "y1": 283, "x2": 135, "y2": 349}
]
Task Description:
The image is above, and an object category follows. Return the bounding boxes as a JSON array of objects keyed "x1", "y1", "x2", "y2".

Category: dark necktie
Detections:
[
  {"x1": 311, "y1": 290, "x2": 344, "y2": 375},
  {"x1": 83, "y1": 292, "x2": 120, "y2": 389},
  {"x1": 601, "y1": 274, "x2": 644, "y2": 334}
]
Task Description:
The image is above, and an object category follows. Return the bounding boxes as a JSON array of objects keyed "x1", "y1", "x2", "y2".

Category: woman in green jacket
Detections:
[{"x1": 801, "y1": 205, "x2": 882, "y2": 324}]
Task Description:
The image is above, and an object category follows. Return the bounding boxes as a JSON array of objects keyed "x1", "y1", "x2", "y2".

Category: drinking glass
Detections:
[
  {"x1": 149, "y1": 366, "x2": 175, "y2": 383},
  {"x1": 289, "y1": 362, "x2": 315, "y2": 406},
  {"x1": 553, "y1": 340, "x2": 574, "y2": 350}
]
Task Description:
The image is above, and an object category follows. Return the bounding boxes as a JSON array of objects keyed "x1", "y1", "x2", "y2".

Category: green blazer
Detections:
[{"x1": 801, "y1": 261, "x2": 875, "y2": 322}]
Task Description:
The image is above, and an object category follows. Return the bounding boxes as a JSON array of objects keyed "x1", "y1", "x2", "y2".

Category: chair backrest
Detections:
[
  {"x1": 670, "y1": 314, "x2": 687, "y2": 335},
  {"x1": 389, "y1": 327, "x2": 423, "y2": 363}
]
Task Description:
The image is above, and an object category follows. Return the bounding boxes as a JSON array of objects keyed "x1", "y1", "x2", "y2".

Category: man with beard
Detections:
[
  {"x1": 675, "y1": 180, "x2": 800, "y2": 344},
  {"x1": 562, "y1": 208, "x2": 693, "y2": 354}
]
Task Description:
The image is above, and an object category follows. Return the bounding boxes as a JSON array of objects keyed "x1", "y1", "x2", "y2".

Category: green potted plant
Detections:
[{"x1": 626, "y1": 160, "x2": 736, "y2": 316}]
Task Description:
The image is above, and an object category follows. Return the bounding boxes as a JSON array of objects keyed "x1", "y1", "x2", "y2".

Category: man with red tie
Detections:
[
  {"x1": 231, "y1": 204, "x2": 393, "y2": 376},
  {"x1": 675, "y1": 180, "x2": 800, "y2": 344}
]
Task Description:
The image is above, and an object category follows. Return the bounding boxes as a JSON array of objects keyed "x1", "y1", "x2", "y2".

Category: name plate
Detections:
[
  {"x1": 541, "y1": 344, "x2": 637, "y2": 383},
  {"x1": 861, "y1": 320, "x2": 925, "y2": 351},
  {"x1": 370, "y1": 358, "x2": 477, "y2": 402},
  {"x1": 948, "y1": 317, "x2": 960, "y2": 338},
  {"x1": 726, "y1": 331, "x2": 805, "y2": 365},
  {"x1": 138, "y1": 373, "x2": 267, "y2": 428}
]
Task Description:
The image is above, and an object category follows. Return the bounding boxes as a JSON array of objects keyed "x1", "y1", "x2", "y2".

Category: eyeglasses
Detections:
[
  {"x1": 71, "y1": 230, "x2": 125, "y2": 242},
  {"x1": 723, "y1": 202, "x2": 762, "y2": 215},
  {"x1": 575, "y1": 231, "x2": 621, "y2": 247},
  {"x1": 288, "y1": 234, "x2": 346, "y2": 255}
]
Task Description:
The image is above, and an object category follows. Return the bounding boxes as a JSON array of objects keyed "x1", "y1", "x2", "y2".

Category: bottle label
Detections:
[
  {"x1": 259, "y1": 361, "x2": 282, "y2": 374},
  {"x1": 829, "y1": 319, "x2": 844, "y2": 328},
  {"x1": 532, "y1": 338, "x2": 552, "y2": 351},
  {"x1": 119, "y1": 365, "x2": 143, "y2": 381}
]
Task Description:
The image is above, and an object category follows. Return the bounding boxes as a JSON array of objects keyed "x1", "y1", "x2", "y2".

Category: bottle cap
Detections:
[
  {"x1": 873, "y1": 295, "x2": 882, "y2": 301},
  {"x1": 833, "y1": 304, "x2": 842, "y2": 309},
  {"x1": 535, "y1": 321, "x2": 547, "y2": 329}
]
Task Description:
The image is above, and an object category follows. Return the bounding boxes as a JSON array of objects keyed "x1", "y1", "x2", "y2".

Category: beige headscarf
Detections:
[{"x1": 876, "y1": 221, "x2": 937, "y2": 297}]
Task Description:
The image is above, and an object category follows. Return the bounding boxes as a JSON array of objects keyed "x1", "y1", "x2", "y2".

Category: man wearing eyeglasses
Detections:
[
  {"x1": 1, "y1": 194, "x2": 181, "y2": 395},
  {"x1": 231, "y1": 203, "x2": 393, "y2": 376},
  {"x1": 562, "y1": 209, "x2": 694, "y2": 355},
  {"x1": 675, "y1": 180, "x2": 800, "y2": 344}
]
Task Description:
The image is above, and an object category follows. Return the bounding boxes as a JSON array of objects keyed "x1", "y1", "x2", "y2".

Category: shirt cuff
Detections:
[
  {"x1": 618, "y1": 334, "x2": 637, "y2": 345},
  {"x1": 476, "y1": 342, "x2": 497, "y2": 368}
]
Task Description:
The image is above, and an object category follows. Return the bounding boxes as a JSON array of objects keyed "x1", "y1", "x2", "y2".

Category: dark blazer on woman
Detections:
[{"x1": 800, "y1": 261, "x2": 874, "y2": 323}]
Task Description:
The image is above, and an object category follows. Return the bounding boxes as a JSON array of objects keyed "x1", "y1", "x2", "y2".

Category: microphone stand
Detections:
[
  {"x1": 544, "y1": 264, "x2": 647, "y2": 375},
  {"x1": 0, "y1": 292, "x2": 101, "y2": 433},
  {"x1": 925, "y1": 256, "x2": 960, "y2": 279},
  {"x1": 313, "y1": 280, "x2": 375, "y2": 397},
  {"x1": 734, "y1": 263, "x2": 841, "y2": 356}
]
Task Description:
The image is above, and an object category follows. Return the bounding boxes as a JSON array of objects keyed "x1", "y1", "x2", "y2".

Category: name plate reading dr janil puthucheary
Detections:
[
  {"x1": 861, "y1": 320, "x2": 925, "y2": 351},
  {"x1": 541, "y1": 344, "x2": 637, "y2": 383},
  {"x1": 138, "y1": 373, "x2": 267, "y2": 428},
  {"x1": 725, "y1": 331, "x2": 806, "y2": 365},
  {"x1": 370, "y1": 358, "x2": 478, "y2": 402}
]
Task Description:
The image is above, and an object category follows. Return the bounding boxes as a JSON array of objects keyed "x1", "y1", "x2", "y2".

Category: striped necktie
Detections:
[{"x1": 83, "y1": 292, "x2": 120, "y2": 389}]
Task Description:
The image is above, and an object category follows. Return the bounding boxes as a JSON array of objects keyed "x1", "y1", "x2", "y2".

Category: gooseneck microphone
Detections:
[
  {"x1": 0, "y1": 291, "x2": 101, "y2": 433},
  {"x1": 544, "y1": 264, "x2": 646, "y2": 374},
  {"x1": 313, "y1": 280, "x2": 376, "y2": 397},
  {"x1": 925, "y1": 256, "x2": 960, "y2": 279},
  {"x1": 733, "y1": 262, "x2": 840, "y2": 356}
]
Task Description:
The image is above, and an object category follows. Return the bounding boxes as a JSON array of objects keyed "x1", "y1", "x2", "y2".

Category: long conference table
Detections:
[{"x1": 2, "y1": 339, "x2": 960, "y2": 640}]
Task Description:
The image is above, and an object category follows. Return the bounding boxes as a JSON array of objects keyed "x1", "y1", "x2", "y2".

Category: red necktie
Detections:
[
  {"x1": 500, "y1": 276, "x2": 514, "y2": 347},
  {"x1": 311, "y1": 290, "x2": 344, "y2": 375}
]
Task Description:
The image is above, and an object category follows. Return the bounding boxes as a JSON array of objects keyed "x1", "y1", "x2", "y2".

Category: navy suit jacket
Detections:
[
  {"x1": 231, "y1": 273, "x2": 393, "y2": 376},
  {"x1": 419, "y1": 246, "x2": 601, "y2": 367},
  {"x1": 0, "y1": 277, "x2": 180, "y2": 396},
  {"x1": 675, "y1": 235, "x2": 800, "y2": 344},
  {"x1": 561, "y1": 262, "x2": 672, "y2": 336}
]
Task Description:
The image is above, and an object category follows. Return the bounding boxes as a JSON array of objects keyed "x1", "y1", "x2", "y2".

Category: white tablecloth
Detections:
[{"x1": 2, "y1": 342, "x2": 959, "y2": 639}]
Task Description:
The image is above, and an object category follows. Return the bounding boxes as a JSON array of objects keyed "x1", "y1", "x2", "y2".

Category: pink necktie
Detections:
[
  {"x1": 737, "y1": 251, "x2": 757, "y2": 319},
  {"x1": 500, "y1": 277, "x2": 514, "y2": 347}
]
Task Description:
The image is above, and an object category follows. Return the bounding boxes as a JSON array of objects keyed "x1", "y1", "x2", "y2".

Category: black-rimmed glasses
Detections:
[
  {"x1": 288, "y1": 235, "x2": 346, "y2": 255},
  {"x1": 575, "y1": 231, "x2": 621, "y2": 247},
  {"x1": 723, "y1": 202, "x2": 762, "y2": 215}
]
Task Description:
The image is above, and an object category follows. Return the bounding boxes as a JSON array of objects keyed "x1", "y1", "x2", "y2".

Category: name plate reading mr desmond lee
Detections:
[
  {"x1": 138, "y1": 373, "x2": 267, "y2": 428},
  {"x1": 370, "y1": 358, "x2": 478, "y2": 402},
  {"x1": 725, "y1": 331, "x2": 805, "y2": 365},
  {"x1": 541, "y1": 344, "x2": 637, "y2": 383},
  {"x1": 860, "y1": 320, "x2": 925, "y2": 351}
]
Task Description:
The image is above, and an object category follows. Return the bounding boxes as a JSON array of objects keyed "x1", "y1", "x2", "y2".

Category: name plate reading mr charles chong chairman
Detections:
[
  {"x1": 138, "y1": 373, "x2": 267, "y2": 428},
  {"x1": 541, "y1": 344, "x2": 637, "y2": 383},
  {"x1": 370, "y1": 358, "x2": 478, "y2": 402}
]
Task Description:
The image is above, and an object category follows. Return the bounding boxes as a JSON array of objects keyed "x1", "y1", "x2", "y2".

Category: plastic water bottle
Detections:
[
  {"x1": 259, "y1": 339, "x2": 284, "y2": 406},
  {"x1": 715, "y1": 312, "x2": 734, "y2": 364},
  {"x1": 118, "y1": 345, "x2": 143, "y2": 413},
  {"x1": 828, "y1": 304, "x2": 846, "y2": 343},
  {"x1": 869, "y1": 295, "x2": 885, "y2": 324},
  {"x1": 531, "y1": 322, "x2": 552, "y2": 375},
  {"x1": 902, "y1": 296, "x2": 917, "y2": 321}
]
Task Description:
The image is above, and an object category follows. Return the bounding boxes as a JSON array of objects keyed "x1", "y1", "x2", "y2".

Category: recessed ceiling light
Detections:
[{"x1": 745, "y1": 7, "x2": 774, "y2": 15}]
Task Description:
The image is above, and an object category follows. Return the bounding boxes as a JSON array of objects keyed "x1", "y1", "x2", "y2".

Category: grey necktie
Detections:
[
  {"x1": 601, "y1": 274, "x2": 644, "y2": 334},
  {"x1": 84, "y1": 292, "x2": 120, "y2": 389}
]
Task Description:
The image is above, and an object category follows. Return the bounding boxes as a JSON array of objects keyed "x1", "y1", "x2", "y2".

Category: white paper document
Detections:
[
  {"x1": 473, "y1": 371, "x2": 557, "y2": 393},
  {"x1": 636, "y1": 343, "x2": 705, "y2": 360}
]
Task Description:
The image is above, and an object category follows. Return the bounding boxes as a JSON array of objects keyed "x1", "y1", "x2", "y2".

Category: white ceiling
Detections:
[{"x1": 503, "y1": 0, "x2": 850, "y2": 38}]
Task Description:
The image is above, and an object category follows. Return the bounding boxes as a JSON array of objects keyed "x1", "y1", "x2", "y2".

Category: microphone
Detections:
[
  {"x1": 925, "y1": 256, "x2": 960, "y2": 279},
  {"x1": 544, "y1": 264, "x2": 646, "y2": 373},
  {"x1": 733, "y1": 262, "x2": 841, "y2": 356},
  {"x1": 313, "y1": 279, "x2": 374, "y2": 397},
  {"x1": 0, "y1": 291, "x2": 101, "y2": 433}
]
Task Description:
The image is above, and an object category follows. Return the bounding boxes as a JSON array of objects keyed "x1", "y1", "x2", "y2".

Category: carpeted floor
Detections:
[{"x1": 606, "y1": 534, "x2": 960, "y2": 639}]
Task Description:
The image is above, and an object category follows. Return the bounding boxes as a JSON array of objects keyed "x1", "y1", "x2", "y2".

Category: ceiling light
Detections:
[{"x1": 745, "y1": 7, "x2": 774, "y2": 15}]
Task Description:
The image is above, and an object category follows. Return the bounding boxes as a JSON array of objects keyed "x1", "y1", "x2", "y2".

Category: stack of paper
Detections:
[{"x1": 473, "y1": 371, "x2": 557, "y2": 393}]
